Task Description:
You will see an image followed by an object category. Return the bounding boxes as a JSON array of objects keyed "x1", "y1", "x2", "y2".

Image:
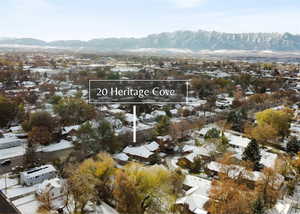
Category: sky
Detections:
[{"x1": 0, "y1": 0, "x2": 300, "y2": 41}]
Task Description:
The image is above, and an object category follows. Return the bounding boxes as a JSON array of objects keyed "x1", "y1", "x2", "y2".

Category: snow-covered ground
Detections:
[{"x1": 13, "y1": 194, "x2": 40, "y2": 214}]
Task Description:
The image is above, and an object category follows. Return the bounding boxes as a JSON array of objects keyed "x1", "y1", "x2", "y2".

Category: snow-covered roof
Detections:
[
  {"x1": 55, "y1": 91, "x2": 64, "y2": 97},
  {"x1": 20, "y1": 165, "x2": 57, "y2": 179},
  {"x1": 170, "y1": 109, "x2": 178, "y2": 115},
  {"x1": 207, "y1": 161, "x2": 284, "y2": 186},
  {"x1": 123, "y1": 145, "x2": 153, "y2": 158},
  {"x1": 10, "y1": 125, "x2": 23, "y2": 132},
  {"x1": 140, "y1": 113, "x2": 154, "y2": 121},
  {"x1": 157, "y1": 135, "x2": 172, "y2": 142},
  {"x1": 111, "y1": 66, "x2": 140, "y2": 72},
  {"x1": 290, "y1": 123, "x2": 300, "y2": 133},
  {"x1": 0, "y1": 137, "x2": 24, "y2": 150},
  {"x1": 36, "y1": 178, "x2": 64, "y2": 195},
  {"x1": 111, "y1": 104, "x2": 120, "y2": 109},
  {"x1": 66, "y1": 89, "x2": 78, "y2": 97},
  {"x1": 151, "y1": 110, "x2": 166, "y2": 118},
  {"x1": 12, "y1": 192, "x2": 40, "y2": 213},
  {"x1": 0, "y1": 137, "x2": 23, "y2": 145},
  {"x1": 260, "y1": 151, "x2": 278, "y2": 169},
  {"x1": 176, "y1": 175, "x2": 212, "y2": 213},
  {"x1": 207, "y1": 161, "x2": 262, "y2": 181},
  {"x1": 176, "y1": 194, "x2": 209, "y2": 214},
  {"x1": 0, "y1": 145, "x2": 25, "y2": 160},
  {"x1": 108, "y1": 109, "x2": 125, "y2": 114},
  {"x1": 187, "y1": 97, "x2": 207, "y2": 107},
  {"x1": 144, "y1": 141, "x2": 159, "y2": 152},
  {"x1": 183, "y1": 144, "x2": 216, "y2": 162},
  {"x1": 125, "y1": 113, "x2": 136, "y2": 123},
  {"x1": 266, "y1": 200, "x2": 292, "y2": 214},
  {"x1": 224, "y1": 132, "x2": 251, "y2": 148},
  {"x1": 22, "y1": 81, "x2": 36, "y2": 87},
  {"x1": 184, "y1": 175, "x2": 211, "y2": 191},
  {"x1": 114, "y1": 153, "x2": 129, "y2": 161},
  {"x1": 136, "y1": 122, "x2": 152, "y2": 131},
  {"x1": 41, "y1": 139, "x2": 74, "y2": 152},
  {"x1": 62, "y1": 125, "x2": 80, "y2": 135}
]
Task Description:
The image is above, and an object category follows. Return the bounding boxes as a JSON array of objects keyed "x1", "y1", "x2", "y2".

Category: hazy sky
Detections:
[{"x1": 0, "y1": 0, "x2": 300, "y2": 41}]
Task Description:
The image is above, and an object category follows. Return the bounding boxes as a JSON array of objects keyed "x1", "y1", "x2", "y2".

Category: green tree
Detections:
[
  {"x1": 49, "y1": 95, "x2": 62, "y2": 105},
  {"x1": 242, "y1": 139, "x2": 261, "y2": 170},
  {"x1": 23, "y1": 139, "x2": 39, "y2": 168},
  {"x1": 54, "y1": 98, "x2": 96, "y2": 125},
  {"x1": 205, "y1": 128, "x2": 220, "y2": 139},
  {"x1": 227, "y1": 108, "x2": 247, "y2": 132},
  {"x1": 252, "y1": 197, "x2": 265, "y2": 214},
  {"x1": 96, "y1": 69, "x2": 106, "y2": 78},
  {"x1": 189, "y1": 155, "x2": 203, "y2": 173},
  {"x1": 107, "y1": 71, "x2": 120, "y2": 80},
  {"x1": 22, "y1": 111, "x2": 57, "y2": 133},
  {"x1": 66, "y1": 153, "x2": 116, "y2": 213},
  {"x1": 28, "y1": 126, "x2": 53, "y2": 146},
  {"x1": 287, "y1": 136, "x2": 300, "y2": 155},
  {"x1": 77, "y1": 120, "x2": 121, "y2": 154},
  {"x1": 256, "y1": 108, "x2": 293, "y2": 139},
  {"x1": 113, "y1": 163, "x2": 182, "y2": 214},
  {"x1": 153, "y1": 116, "x2": 170, "y2": 136},
  {"x1": 0, "y1": 96, "x2": 18, "y2": 127}
]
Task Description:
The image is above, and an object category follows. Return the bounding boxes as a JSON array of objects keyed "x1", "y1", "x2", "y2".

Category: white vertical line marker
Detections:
[
  {"x1": 186, "y1": 81, "x2": 189, "y2": 104},
  {"x1": 88, "y1": 80, "x2": 91, "y2": 104},
  {"x1": 133, "y1": 105, "x2": 136, "y2": 143}
]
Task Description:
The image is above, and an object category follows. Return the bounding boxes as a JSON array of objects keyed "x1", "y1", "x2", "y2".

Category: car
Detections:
[{"x1": 0, "y1": 159, "x2": 12, "y2": 167}]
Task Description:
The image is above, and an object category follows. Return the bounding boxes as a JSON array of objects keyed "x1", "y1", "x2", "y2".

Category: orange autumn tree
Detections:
[
  {"x1": 206, "y1": 153, "x2": 256, "y2": 214},
  {"x1": 245, "y1": 123, "x2": 278, "y2": 145},
  {"x1": 255, "y1": 168, "x2": 282, "y2": 209},
  {"x1": 206, "y1": 178, "x2": 255, "y2": 214}
]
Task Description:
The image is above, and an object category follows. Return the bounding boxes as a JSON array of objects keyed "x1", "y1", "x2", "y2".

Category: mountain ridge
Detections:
[{"x1": 1, "y1": 30, "x2": 300, "y2": 51}]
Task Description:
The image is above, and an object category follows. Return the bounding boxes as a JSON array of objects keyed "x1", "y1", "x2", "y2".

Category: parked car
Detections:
[{"x1": 0, "y1": 159, "x2": 12, "y2": 167}]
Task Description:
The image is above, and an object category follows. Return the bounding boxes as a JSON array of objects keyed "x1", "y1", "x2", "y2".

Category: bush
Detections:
[
  {"x1": 189, "y1": 155, "x2": 203, "y2": 173},
  {"x1": 205, "y1": 128, "x2": 220, "y2": 139},
  {"x1": 49, "y1": 95, "x2": 62, "y2": 105}
]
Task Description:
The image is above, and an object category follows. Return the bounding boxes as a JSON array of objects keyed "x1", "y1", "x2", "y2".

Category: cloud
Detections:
[{"x1": 168, "y1": 0, "x2": 206, "y2": 8}]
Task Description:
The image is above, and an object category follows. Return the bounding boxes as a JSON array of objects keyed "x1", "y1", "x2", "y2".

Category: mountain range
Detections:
[{"x1": 1, "y1": 30, "x2": 300, "y2": 52}]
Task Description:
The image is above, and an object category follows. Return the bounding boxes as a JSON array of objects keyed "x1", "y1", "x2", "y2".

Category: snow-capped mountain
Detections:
[{"x1": 1, "y1": 30, "x2": 300, "y2": 51}]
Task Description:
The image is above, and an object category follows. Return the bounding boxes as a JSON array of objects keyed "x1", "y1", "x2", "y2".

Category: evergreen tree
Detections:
[
  {"x1": 154, "y1": 116, "x2": 170, "y2": 136},
  {"x1": 287, "y1": 136, "x2": 300, "y2": 155},
  {"x1": 242, "y1": 139, "x2": 261, "y2": 170},
  {"x1": 189, "y1": 155, "x2": 203, "y2": 173},
  {"x1": 252, "y1": 197, "x2": 265, "y2": 214},
  {"x1": 23, "y1": 140, "x2": 39, "y2": 168},
  {"x1": 227, "y1": 108, "x2": 248, "y2": 132},
  {"x1": 205, "y1": 128, "x2": 220, "y2": 139}
]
